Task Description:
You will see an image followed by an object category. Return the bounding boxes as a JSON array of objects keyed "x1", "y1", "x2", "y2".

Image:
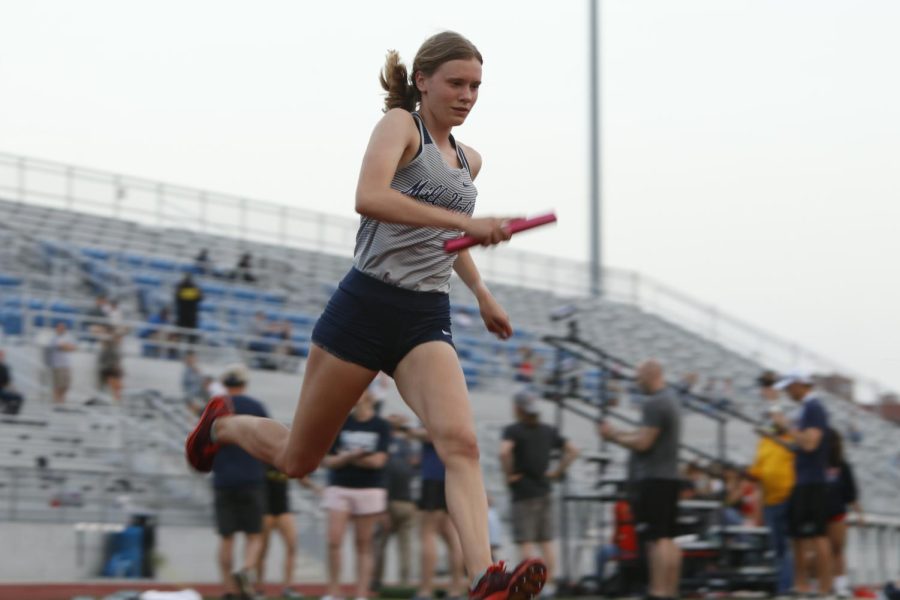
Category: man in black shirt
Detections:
[
  {"x1": 174, "y1": 274, "x2": 203, "y2": 343},
  {"x1": 501, "y1": 390, "x2": 580, "y2": 594}
]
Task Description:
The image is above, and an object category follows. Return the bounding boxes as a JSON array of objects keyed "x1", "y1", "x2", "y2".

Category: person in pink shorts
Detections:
[{"x1": 321, "y1": 390, "x2": 391, "y2": 600}]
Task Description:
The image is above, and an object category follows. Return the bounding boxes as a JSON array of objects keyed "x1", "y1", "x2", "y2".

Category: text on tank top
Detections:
[{"x1": 353, "y1": 111, "x2": 477, "y2": 293}]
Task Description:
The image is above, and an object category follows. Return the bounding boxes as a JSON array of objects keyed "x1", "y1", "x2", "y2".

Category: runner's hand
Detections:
[
  {"x1": 479, "y1": 293, "x2": 513, "y2": 340},
  {"x1": 462, "y1": 217, "x2": 515, "y2": 247}
]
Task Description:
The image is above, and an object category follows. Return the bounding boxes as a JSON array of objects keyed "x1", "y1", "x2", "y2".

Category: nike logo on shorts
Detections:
[{"x1": 442, "y1": 329, "x2": 452, "y2": 336}]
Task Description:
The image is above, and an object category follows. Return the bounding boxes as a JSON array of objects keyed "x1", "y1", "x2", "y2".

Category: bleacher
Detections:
[
  {"x1": 2, "y1": 193, "x2": 899, "y2": 513},
  {"x1": 2, "y1": 180, "x2": 900, "y2": 588}
]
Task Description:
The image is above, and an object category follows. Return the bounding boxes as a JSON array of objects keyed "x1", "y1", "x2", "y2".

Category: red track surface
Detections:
[{"x1": 0, "y1": 581, "x2": 350, "y2": 600}]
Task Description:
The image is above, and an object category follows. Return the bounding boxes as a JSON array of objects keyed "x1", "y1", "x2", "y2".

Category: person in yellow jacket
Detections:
[{"x1": 749, "y1": 403, "x2": 796, "y2": 596}]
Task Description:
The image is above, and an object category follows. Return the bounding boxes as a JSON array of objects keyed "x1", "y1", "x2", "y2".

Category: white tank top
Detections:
[{"x1": 353, "y1": 112, "x2": 477, "y2": 293}]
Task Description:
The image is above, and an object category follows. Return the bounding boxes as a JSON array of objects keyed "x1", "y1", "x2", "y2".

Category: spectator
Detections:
[
  {"x1": 0, "y1": 349, "x2": 9, "y2": 392},
  {"x1": 257, "y1": 465, "x2": 321, "y2": 600},
  {"x1": 181, "y1": 351, "x2": 205, "y2": 414},
  {"x1": 883, "y1": 581, "x2": 900, "y2": 600},
  {"x1": 106, "y1": 299, "x2": 125, "y2": 333},
  {"x1": 677, "y1": 372, "x2": 699, "y2": 395},
  {"x1": 141, "y1": 306, "x2": 177, "y2": 358},
  {"x1": 757, "y1": 370, "x2": 781, "y2": 419},
  {"x1": 514, "y1": 346, "x2": 541, "y2": 383},
  {"x1": 599, "y1": 360, "x2": 682, "y2": 600},
  {"x1": 49, "y1": 322, "x2": 77, "y2": 405},
  {"x1": 408, "y1": 427, "x2": 465, "y2": 600},
  {"x1": 195, "y1": 248, "x2": 211, "y2": 276},
  {"x1": 368, "y1": 372, "x2": 392, "y2": 417},
  {"x1": 748, "y1": 402, "x2": 796, "y2": 596},
  {"x1": 595, "y1": 500, "x2": 638, "y2": 585},
  {"x1": 675, "y1": 372, "x2": 699, "y2": 409},
  {"x1": 772, "y1": 370, "x2": 833, "y2": 597},
  {"x1": 247, "y1": 312, "x2": 294, "y2": 368},
  {"x1": 487, "y1": 493, "x2": 505, "y2": 562},
  {"x1": 845, "y1": 420, "x2": 863, "y2": 447},
  {"x1": 209, "y1": 365, "x2": 269, "y2": 600},
  {"x1": 500, "y1": 389, "x2": 580, "y2": 596},
  {"x1": 321, "y1": 390, "x2": 391, "y2": 600},
  {"x1": 603, "y1": 379, "x2": 625, "y2": 410},
  {"x1": 248, "y1": 311, "x2": 272, "y2": 341},
  {"x1": 96, "y1": 331, "x2": 123, "y2": 395},
  {"x1": 723, "y1": 464, "x2": 761, "y2": 526},
  {"x1": 174, "y1": 274, "x2": 203, "y2": 343},
  {"x1": 680, "y1": 462, "x2": 714, "y2": 500},
  {"x1": 86, "y1": 295, "x2": 113, "y2": 340},
  {"x1": 0, "y1": 349, "x2": 24, "y2": 415},
  {"x1": 372, "y1": 413, "x2": 419, "y2": 591},
  {"x1": 825, "y1": 429, "x2": 863, "y2": 599},
  {"x1": 235, "y1": 252, "x2": 257, "y2": 283}
]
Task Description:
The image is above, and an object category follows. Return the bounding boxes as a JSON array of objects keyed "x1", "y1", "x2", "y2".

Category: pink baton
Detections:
[{"x1": 444, "y1": 212, "x2": 557, "y2": 253}]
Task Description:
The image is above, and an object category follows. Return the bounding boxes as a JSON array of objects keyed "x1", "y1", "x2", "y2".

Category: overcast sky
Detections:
[{"x1": 1, "y1": 0, "x2": 898, "y2": 395}]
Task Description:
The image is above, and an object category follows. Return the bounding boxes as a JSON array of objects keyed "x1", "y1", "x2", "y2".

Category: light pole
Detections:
[{"x1": 588, "y1": 0, "x2": 602, "y2": 297}]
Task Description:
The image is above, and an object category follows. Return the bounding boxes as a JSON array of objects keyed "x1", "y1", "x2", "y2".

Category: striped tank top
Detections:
[{"x1": 353, "y1": 111, "x2": 477, "y2": 293}]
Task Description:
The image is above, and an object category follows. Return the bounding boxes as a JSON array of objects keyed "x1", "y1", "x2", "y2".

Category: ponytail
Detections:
[{"x1": 379, "y1": 50, "x2": 419, "y2": 113}]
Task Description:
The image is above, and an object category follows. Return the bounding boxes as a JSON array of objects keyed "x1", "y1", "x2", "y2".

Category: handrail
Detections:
[
  {"x1": 11, "y1": 310, "x2": 303, "y2": 373},
  {"x1": 542, "y1": 332, "x2": 900, "y2": 586},
  {"x1": 0, "y1": 463, "x2": 210, "y2": 525},
  {"x1": 1, "y1": 150, "x2": 895, "y2": 402},
  {"x1": 542, "y1": 333, "x2": 782, "y2": 433}
]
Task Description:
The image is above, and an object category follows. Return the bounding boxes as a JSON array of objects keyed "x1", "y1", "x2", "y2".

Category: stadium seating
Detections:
[{"x1": 1, "y1": 193, "x2": 897, "y2": 526}]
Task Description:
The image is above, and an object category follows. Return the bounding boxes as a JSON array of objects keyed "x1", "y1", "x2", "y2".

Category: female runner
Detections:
[{"x1": 187, "y1": 31, "x2": 547, "y2": 600}]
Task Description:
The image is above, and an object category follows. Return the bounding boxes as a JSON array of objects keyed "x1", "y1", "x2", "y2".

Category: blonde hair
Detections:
[{"x1": 380, "y1": 31, "x2": 483, "y2": 113}]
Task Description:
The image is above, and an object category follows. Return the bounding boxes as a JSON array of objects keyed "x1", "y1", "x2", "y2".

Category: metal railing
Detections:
[
  {"x1": 0, "y1": 465, "x2": 211, "y2": 526},
  {"x1": 846, "y1": 513, "x2": 900, "y2": 585},
  {"x1": 1, "y1": 150, "x2": 895, "y2": 402},
  {"x1": 2, "y1": 309, "x2": 308, "y2": 402}
]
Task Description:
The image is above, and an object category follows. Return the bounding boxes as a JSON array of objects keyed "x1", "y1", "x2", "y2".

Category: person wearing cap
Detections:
[
  {"x1": 756, "y1": 370, "x2": 781, "y2": 419},
  {"x1": 748, "y1": 400, "x2": 796, "y2": 596},
  {"x1": 210, "y1": 365, "x2": 270, "y2": 600},
  {"x1": 771, "y1": 370, "x2": 832, "y2": 597},
  {"x1": 500, "y1": 389, "x2": 580, "y2": 596},
  {"x1": 599, "y1": 360, "x2": 682, "y2": 600}
]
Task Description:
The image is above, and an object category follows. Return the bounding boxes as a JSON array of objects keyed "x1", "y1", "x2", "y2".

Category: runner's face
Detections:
[{"x1": 419, "y1": 58, "x2": 482, "y2": 126}]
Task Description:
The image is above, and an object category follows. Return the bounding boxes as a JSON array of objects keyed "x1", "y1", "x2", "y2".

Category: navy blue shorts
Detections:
[{"x1": 311, "y1": 268, "x2": 455, "y2": 375}]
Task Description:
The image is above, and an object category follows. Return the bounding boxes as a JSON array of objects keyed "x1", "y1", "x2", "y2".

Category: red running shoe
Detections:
[
  {"x1": 469, "y1": 558, "x2": 547, "y2": 600},
  {"x1": 185, "y1": 395, "x2": 234, "y2": 472}
]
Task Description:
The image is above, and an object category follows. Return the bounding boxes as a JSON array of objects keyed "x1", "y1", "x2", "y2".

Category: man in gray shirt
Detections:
[{"x1": 600, "y1": 359, "x2": 682, "y2": 600}]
